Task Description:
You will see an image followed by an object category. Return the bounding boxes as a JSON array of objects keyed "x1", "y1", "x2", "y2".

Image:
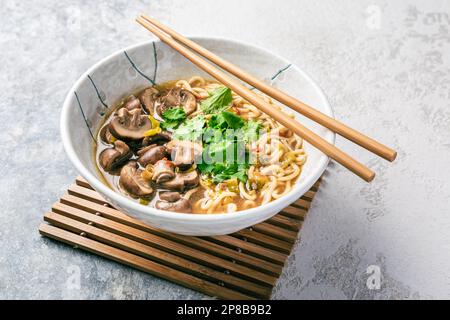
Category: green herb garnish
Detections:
[
  {"x1": 200, "y1": 86, "x2": 233, "y2": 114},
  {"x1": 171, "y1": 103, "x2": 265, "y2": 183},
  {"x1": 160, "y1": 107, "x2": 186, "y2": 130},
  {"x1": 172, "y1": 115, "x2": 206, "y2": 141},
  {"x1": 199, "y1": 112, "x2": 263, "y2": 183}
]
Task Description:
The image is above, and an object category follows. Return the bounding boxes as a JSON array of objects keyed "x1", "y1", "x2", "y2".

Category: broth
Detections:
[{"x1": 94, "y1": 77, "x2": 306, "y2": 214}]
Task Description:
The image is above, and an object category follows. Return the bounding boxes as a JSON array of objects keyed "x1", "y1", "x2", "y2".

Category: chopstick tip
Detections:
[
  {"x1": 366, "y1": 172, "x2": 376, "y2": 182},
  {"x1": 389, "y1": 150, "x2": 397, "y2": 162}
]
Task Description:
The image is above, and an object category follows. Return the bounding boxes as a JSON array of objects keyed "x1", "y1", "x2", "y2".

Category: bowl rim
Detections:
[{"x1": 61, "y1": 36, "x2": 335, "y2": 223}]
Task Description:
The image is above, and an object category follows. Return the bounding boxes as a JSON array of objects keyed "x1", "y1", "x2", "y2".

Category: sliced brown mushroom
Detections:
[
  {"x1": 142, "y1": 130, "x2": 172, "y2": 147},
  {"x1": 99, "y1": 140, "x2": 132, "y2": 172},
  {"x1": 159, "y1": 191, "x2": 181, "y2": 202},
  {"x1": 139, "y1": 87, "x2": 161, "y2": 115},
  {"x1": 155, "y1": 198, "x2": 192, "y2": 213},
  {"x1": 160, "y1": 170, "x2": 199, "y2": 191},
  {"x1": 99, "y1": 125, "x2": 116, "y2": 144},
  {"x1": 156, "y1": 88, "x2": 197, "y2": 116},
  {"x1": 166, "y1": 140, "x2": 202, "y2": 170},
  {"x1": 181, "y1": 170, "x2": 201, "y2": 188},
  {"x1": 137, "y1": 145, "x2": 167, "y2": 167},
  {"x1": 152, "y1": 159, "x2": 176, "y2": 184},
  {"x1": 109, "y1": 108, "x2": 152, "y2": 140},
  {"x1": 119, "y1": 161, "x2": 154, "y2": 199},
  {"x1": 123, "y1": 95, "x2": 142, "y2": 111}
]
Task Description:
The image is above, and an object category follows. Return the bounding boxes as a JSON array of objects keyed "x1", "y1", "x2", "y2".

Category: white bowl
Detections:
[{"x1": 61, "y1": 37, "x2": 335, "y2": 236}]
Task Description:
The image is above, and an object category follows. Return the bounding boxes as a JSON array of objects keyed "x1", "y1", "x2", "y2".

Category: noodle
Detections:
[
  {"x1": 97, "y1": 75, "x2": 307, "y2": 214},
  {"x1": 177, "y1": 75, "x2": 306, "y2": 212}
]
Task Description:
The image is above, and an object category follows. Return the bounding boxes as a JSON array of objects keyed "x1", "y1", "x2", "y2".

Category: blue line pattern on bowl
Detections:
[
  {"x1": 76, "y1": 41, "x2": 293, "y2": 145},
  {"x1": 248, "y1": 63, "x2": 292, "y2": 90},
  {"x1": 151, "y1": 42, "x2": 158, "y2": 83},
  {"x1": 74, "y1": 91, "x2": 96, "y2": 142},
  {"x1": 270, "y1": 64, "x2": 292, "y2": 82},
  {"x1": 123, "y1": 42, "x2": 158, "y2": 85},
  {"x1": 87, "y1": 74, "x2": 108, "y2": 112}
]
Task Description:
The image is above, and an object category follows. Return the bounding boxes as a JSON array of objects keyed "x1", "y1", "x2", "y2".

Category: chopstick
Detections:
[
  {"x1": 140, "y1": 15, "x2": 396, "y2": 163},
  {"x1": 136, "y1": 16, "x2": 376, "y2": 182}
]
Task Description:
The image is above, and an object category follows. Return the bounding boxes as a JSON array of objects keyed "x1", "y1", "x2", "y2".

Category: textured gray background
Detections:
[{"x1": 1, "y1": 0, "x2": 449, "y2": 299}]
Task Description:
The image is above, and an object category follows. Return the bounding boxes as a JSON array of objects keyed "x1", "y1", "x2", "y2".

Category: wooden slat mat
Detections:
[{"x1": 39, "y1": 176, "x2": 322, "y2": 299}]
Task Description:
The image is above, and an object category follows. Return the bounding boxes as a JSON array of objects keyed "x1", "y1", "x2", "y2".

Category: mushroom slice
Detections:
[
  {"x1": 119, "y1": 161, "x2": 154, "y2": 199},
  {"x1": 160, "y1": 170, "x2": 199, "y2": 191},
  {"x1": 137, "y1": 145, "x2": 167, "y2": 167},
  {"x1": 156, "y1": 198, "x2": 192, "y2": 213},
  {"x1": 142, "y1": 130, "x2": 172, "y2": 147},
  {"x1": 123, "y1": 95, "x2": 142, "y2": 111},
  {"x1": 167, "y1": 140, "x2": 202, "y2": 170},
  {"x1": 139, "y1": 87, "x2": 161, "y2": 115},
  {"x1": 157, "y1": 88, "x2": 197, "y2": 116},
  {"x1": 109, "y1": 108, "x2": 152, "y2": 140},
  {"x1": 99, "y1": 125, "x2": 116, "y2": 144},
  {"x1": 181, "y1": 170, "x2": 200, "y2": 188},
  {"x1": 159, "y1": 191, "x2": 181, "y2": 202},
  {"x1": 152, "y1": 159, "x2": 176, "y2": 184},
  {"x1": 99, "y1": 140, "x2": 132, "y2": 172}
]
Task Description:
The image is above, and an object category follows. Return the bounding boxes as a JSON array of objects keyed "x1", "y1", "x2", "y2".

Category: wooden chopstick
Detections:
[
  {"x1": 140, "y1": 15, "x2": 396, "y2": 163},
  {"x1": 136, "y1": 16, "x2": 375, "y2": 182}
]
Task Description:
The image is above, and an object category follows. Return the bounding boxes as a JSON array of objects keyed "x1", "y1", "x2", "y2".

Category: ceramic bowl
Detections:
[{"x1": 61, "y1": 37, "x2": 334, "y2": 236}]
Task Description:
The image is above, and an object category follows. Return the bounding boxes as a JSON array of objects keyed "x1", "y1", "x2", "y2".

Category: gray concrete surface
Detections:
[{"x1": 1, "y1": 0, "x2": 449, "y2": 299}]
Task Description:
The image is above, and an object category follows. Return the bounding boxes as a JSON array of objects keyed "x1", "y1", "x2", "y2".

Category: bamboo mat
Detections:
[{"x1": 39, "y1": 176, "x2": 321, "y2": 299}]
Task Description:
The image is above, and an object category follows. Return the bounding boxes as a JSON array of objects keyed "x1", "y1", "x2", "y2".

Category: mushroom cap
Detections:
[
  {"x1": 139, "y1": 87, "x2": 161, "y2": 115},
  {"x1": 159, "y1": 191, "x2": 181, "y2": 202},
  {"x1": 99, "y1": 125, "x2": 116, "y2": 145},
  {"x1": 167, "y1": 140, "x2": 202, "y2": 170},
  {"x1": 152, "y1": 159, "x2": 175, "y2": 183},
  {"x1": 99, "y1": 140, "x2": 132, "y2": 172},
  {"x1": 123, "y1": 95, "x2": 142, "y2": 111},
  {"x1": 119, "y1": 161, "x2": 154, "y2": 199},
  {"x1": 157, "y1": 88, "x2": 197, "y2": 116},
  {"x1": 152, "y1": 159, "x2": 176, "y2": 184},
  {"x1": 156, "y1": 198, "x2": 192, "y2": 213},
  {"x1": 109, "y1": 108, "x2": 152, "y2": 140},
  {"x1": 160, "y1": 170, "x2": 199, "y2": 191},
  {"x1": 142, "y1": 130, "x2": 172, "y2": 147},
  {"x1": 137, "y1": 145, "x2": 167, "y2": 167}
]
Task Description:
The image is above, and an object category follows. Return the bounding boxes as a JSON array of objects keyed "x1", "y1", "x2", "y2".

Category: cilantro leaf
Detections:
[
  {"x1": 160, "y1": 107, "x2": 186, "y2": 130},
  {"x1": 197, "y1": 161, "x2": 249, "y2": 183},
  {"x1": 241, "y1": 120, "x2": 262, "y2": 143},
  {"x1": 200, "y1": 86, "x2": 233, "y2": 114},
  {"x1": 195, "y1": 110, "x2": 263, "y2": 183},
  {"x1": 209, "y1": 111, "x2": 245, "y2": 130},
  {"x1": 173, "y1": 116, "x2": 206, "y2": 141}
]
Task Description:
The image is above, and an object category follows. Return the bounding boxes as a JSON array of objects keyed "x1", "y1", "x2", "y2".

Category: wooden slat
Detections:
[
  {"x1": 267, "y1": 214, "x2": 302, "y2": 231},
  {"x1": 69, "y1": 184, "x2": 109, "y2": 206},
  {"x1": 44, "y1": 212, "x2": 271, "y2": 298},
  {"x1": 301, "y1": 190, "x2": 316, "y2": 201},
  {"x1": 40, "y1": 175, "x2": 324, "y2": 300},
  {"x1": 310, "y1": 179, "x2": 322, "y2": 192},
  {"x1": 65, "y1": 188, "x2": 296, "y2": 253},
  {"x1": 60, "y1": 193, "x2": 288, "y2": 266},
  {"x1": 279, "y1": 206, "x2": 308, "y2": 220},
  {"x1": 208, "y1": 234, "x2": 287, "y2": 266},
  {"x1": 233, "y1": 229, "x2": 292, "y2": 254},
  {"x1": 52, "y1": 202, "x2": 277, "y2": 286},
  {"x1": 293, "y1": 198, "x2": 311, "y2": 210},
  {"x1": 39, "y1": 224, "x2": 253, "y2": 300},
  {"x1": 251, "y1": 222, "x2": 298, "y2": 243},
  {"x1": 76, "y1": 176, "x2": 94, "y2": 189}
]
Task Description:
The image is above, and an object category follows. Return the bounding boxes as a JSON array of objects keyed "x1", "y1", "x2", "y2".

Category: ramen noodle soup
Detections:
[{"x1": 95, "y1": 77, "x2": 307, "y2": 214}]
